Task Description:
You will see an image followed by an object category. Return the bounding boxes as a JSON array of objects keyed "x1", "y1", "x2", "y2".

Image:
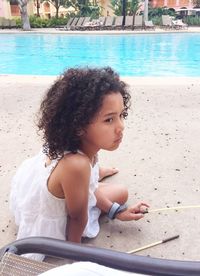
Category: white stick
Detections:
[
  {"x1": 146, "y1": 205, "x2": 200, "y2": 213},
  {"x1": 127, "y1": 235, "x2": 179, "y2": 254}
]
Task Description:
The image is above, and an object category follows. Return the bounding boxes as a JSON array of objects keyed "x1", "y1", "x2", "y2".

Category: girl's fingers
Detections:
[
  {"x1": 131, "y1": 213, "x2": 144, "y2": 220},
  {"x1": 128, "y1": 202, "x2": 149, "y2": 214},
  {"x1": 137, "y1": 202, "x2": 150, "y2": 208}
]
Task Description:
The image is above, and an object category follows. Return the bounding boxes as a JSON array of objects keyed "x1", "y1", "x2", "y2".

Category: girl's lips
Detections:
[{"x1": 114, "y1": 136, "x2": 123, "y2": 143}]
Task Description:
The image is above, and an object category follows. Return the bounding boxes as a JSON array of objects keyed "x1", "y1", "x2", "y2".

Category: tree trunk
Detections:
[
  {"x1": 36, "y1": 0, "x2": 40, "y2": 17},
  {"x1": 144, "y1": 0, "x2": 149, "y2": 22},
  {"x1": 122, "y1": 0, "x2": 126, "y2": 27},
  {"x1": 56, "y1": 7, "x2": 59, "y2": 18},
  {"x1": 17, "y1": 0, "x2": 31, "y2": 31}
]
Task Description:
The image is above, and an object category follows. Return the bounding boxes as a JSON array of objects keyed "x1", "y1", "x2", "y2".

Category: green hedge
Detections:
[
  {"x1": 150, "y1": 15, "x2": 200, "y2": 26},
  {"x1": 10, "y1": 14, "x2": 200, "y2": 28},
  {"x1": 185, "y1": 15, "x2": 200, "y2": 26},
  {"x1": 29, "y1": 16, "x2": 69, "y2": 28}
]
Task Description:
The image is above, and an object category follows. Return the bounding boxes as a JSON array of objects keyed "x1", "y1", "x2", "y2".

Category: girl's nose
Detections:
[{"x1": 116, "y1": 118, "x2": 124, "y2": 133}]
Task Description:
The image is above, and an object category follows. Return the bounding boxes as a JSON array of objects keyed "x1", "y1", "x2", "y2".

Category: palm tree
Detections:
[
  {"x1": 16, "y1": 0, "x2": 31, "y2": 30},
  {"x1": 110, "y1": 0, "x2": 141, "y2": 26},
  {"x1": 143, "y1": 0, "x2": 149, "y2": 21}
]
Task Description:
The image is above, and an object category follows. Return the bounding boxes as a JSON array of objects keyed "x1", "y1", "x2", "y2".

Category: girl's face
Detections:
[{"x1": 81, "y1": 92, "x2": 125, "y2": 155}]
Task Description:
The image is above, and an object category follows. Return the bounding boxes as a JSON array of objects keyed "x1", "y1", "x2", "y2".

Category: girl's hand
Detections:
[{"x1": 115, "y1": 202, "x2": 149, "y2": 221}]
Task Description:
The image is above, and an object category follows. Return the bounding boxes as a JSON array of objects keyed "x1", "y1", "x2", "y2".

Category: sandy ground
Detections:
[{"x1": 0, "y1": 75, "x2": 200, "y2": 264}]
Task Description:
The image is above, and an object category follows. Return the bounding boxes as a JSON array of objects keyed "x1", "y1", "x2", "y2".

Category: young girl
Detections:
[{"x1": 10, "y1": 67, "x2": 149, "y2": 261}]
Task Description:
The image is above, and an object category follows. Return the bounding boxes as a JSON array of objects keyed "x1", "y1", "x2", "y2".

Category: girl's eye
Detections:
[{"x1": 105, "y1": 118, "x2": 113, "y2": 123}]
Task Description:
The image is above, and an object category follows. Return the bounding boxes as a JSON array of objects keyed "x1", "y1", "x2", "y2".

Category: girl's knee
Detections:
[{"x1": 117, "y1": 185, "x2": 128, "y2": 204}]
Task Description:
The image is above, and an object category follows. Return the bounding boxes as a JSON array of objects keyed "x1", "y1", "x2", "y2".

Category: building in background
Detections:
[
  {"x1": 0, "y1": 0, "x2": 70, "y2": 19},
  {"x1": 99, "y1": 0, "x2": 114, "y2": 16},
  {"x1": 0, "y1": 0, "x2": 197, "y2": 19},
  {"x1": 149, "y1": 0, "x2": 193, "y2": 9}
]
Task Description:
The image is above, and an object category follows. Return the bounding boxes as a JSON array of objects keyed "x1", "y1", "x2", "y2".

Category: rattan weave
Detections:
[{"x1": 0, "y1": 252, "x2": 56, "y2": 276}]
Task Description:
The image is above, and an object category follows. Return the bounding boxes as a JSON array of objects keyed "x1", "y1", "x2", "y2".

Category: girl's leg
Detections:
[{"x1": 95, "y1": 182, "x2": 128, "y2": 213}]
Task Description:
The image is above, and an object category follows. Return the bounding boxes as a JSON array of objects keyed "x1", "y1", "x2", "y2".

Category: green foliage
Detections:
[
  {"x1": 147, "y1": 7, "x2": 177, "y2": 25},
  {"x1": 64, "y1": 0, "x2": 101, "y2": 18},
  {"x1": 13, "y1": 17, "x2": 22, "y2": 28},
  {"x1": 29, "y1": 15, "x2": 48, "y2": 27},
  {"x1": 29, "y1": 16, "x2": 68, "y2": 28},
  {"x1": 109, "y1": 0, "x2": 141, "y2": 16},
  {"x1": 150, "y1": 15, "x2": 162, "y2": 25},
  {"x1": 127, "y1": 0, "x2": 141, "y2": 15},
  {"x1": 185, "y1": 15, "x2": 200, "y2": 25},
  {"x1": 148, "y1": 7, "x2": 175, "y2": 18},
  {"x1": 109, "y1": 0, "x2": 122, "y2": 16},
  {"x1": 46, "y1": 16, "x2": 68, "y2": 27},
  {"x1": 78, "y1": 5, "x2": 101, "y2": 18}
]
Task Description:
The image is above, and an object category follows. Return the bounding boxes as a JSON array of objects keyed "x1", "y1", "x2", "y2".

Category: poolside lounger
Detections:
[
  {"x1": 144, "y1": 20, "x2": 155, "y2": 30},
  {"x1": 69, "y1": 17, "x2": 79, "y2": 30},
  {"x1": 102, "y1": 16, "x2": 114, "y2": 30},
  {"x1": 112, "y1": 16, "x2": 123, "y2": 30},
  {"x1": 133, "y1": 15, "x2": 143, "y2": 30},
  {"x1": 57, "y1": 17, "x2": 74, "y2": 30},
  {"x1": 162, "y1": 15, "x2": 173, "y2": 29},
  {"x1": 97, "y1": 16, "x2": 106, "y2": 30},
  {"x1": 172, "y1": 19, "x2": 188, "y2": 30},
  {"x1": 99, "y1": 16, "x2": 106, "y2": 25},
  {"x1": 9, "y1": 19, "x2": 17, "y2": 28},
  {"x1": 82, "y1": 19, "x2": 99, "y2": 30},
  {"x1": 124, "y1": 16, "x2": 134, "y2": 30},
  {"x1": 86, "y1": 17, "x2": 106, "y2": 31},
  {"x1": 2, "y1": 18, "x2": 10, "y2": 29},
  {"x1": 1, "y1": 237, "x2": 200, "y2": 276},
  {"x1": 0, "y1": 17, "x2": 3, "y2": 29},
  {"x1": 74, "y1": 17, "x2": 85, "y2": 30},
  {"x1": 79, "y1": 17, "x2": 91, "y2": 30}
]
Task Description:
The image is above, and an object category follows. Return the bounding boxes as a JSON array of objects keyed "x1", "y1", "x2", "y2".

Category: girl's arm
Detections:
[
  {"x1": 95, "y1": 184, "x2": 149, "y2": 222},
  {"x1": 115, "y1": 202, "x2": 150, "y2": 221},
  {"x1": 59, "y1": 154, "x2": 91, "y2": 243}
]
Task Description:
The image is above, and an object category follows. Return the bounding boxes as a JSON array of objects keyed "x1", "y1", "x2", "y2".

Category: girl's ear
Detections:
[{"x1": 77, "y1": 129, "x2": 85, "y2": 136}]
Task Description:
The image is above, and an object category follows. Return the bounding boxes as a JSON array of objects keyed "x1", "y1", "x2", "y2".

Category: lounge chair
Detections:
[
  {"x1": 74, "y1": 17, "x2": 85, "y2": 30},
  {"x1": 124, "y1": 16, "x2": 134, "y2": 30},
  {"x1": 57, "y1": 17, "x2": 74, "y2": 30},
  {"x1": 1, "y1": 237, "x2": 200, "y2": 276},
  {"x1": 144, "y1": 20, "x2": 155, "y2": 30},
  {"x1": 112, "y1": 16, "x2": 123, "y2": 30},
  {"x1": 82, "y1": 19, "x2": 99, "y2": 30},
  {"x1": 10, "y1": 19, "x2": 17, "y2": 28},
  {"x1": 0, "y1": 17, "x2": 3, "y2": 29},
  {"x1": 161, "y1": 15, "x2": 173, "y2": 29},
  {"x1": 86, "y1": 17, "x2": 106, "y2": 31},
  {"x1": 69, "y1": 17, "x2": 79, "y2": 30},
  {"x1": 2, "y1": 18, "x2": 10, "y2": 29},
  {"x1": 172, "y1": 19, "x2": 188, "y2": 30},
  {"x1": 79, "y1": 17, "x2": 91, "y2": 30},
  {"x1": 99, "y1": 16, "x2": 106, "y2": 25},
  {"x1": 102, "y1": 16, "x2": 114, "y2": 30},
  {"x1": 133, "y1": 15, "x2": 143, "y2": 30}
]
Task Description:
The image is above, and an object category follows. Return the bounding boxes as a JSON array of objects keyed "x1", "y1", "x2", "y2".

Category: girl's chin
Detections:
[{"x1": 105, "y1": 144, "x2": 120, "y2": 151}]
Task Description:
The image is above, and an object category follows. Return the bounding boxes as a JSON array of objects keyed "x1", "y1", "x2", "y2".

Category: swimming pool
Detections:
[{"x1": 0, "y1": 33, "x2": 200, "y2": 76}]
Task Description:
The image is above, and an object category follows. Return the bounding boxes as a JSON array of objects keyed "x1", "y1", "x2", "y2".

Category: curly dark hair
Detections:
[{"x1": 37, "y1": 67, "x2": 131, "y2": 159}]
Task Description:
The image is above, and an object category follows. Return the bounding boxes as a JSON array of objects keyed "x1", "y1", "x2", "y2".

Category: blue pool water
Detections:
[{"x1": 0, "y1": 33, "x2": 200, "y2": 76}]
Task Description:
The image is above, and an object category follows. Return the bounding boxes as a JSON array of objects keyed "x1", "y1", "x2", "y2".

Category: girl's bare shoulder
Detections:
[{"x1": 58, "y1": 152, "x2": 91, "y2": 176}]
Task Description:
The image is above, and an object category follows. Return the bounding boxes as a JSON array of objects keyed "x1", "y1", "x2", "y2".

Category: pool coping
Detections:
[
  {"x1": 1, "y1": 74, "x2": 200, "y2": 85},
  {"x1": 0, "y1": 26, "x2": 200, "y2": 34}
]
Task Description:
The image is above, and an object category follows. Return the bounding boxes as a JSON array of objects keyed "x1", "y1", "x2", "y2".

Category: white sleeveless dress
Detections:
[{"x1": 10, "y1": 150, "x2": 101, "y2": 261}]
